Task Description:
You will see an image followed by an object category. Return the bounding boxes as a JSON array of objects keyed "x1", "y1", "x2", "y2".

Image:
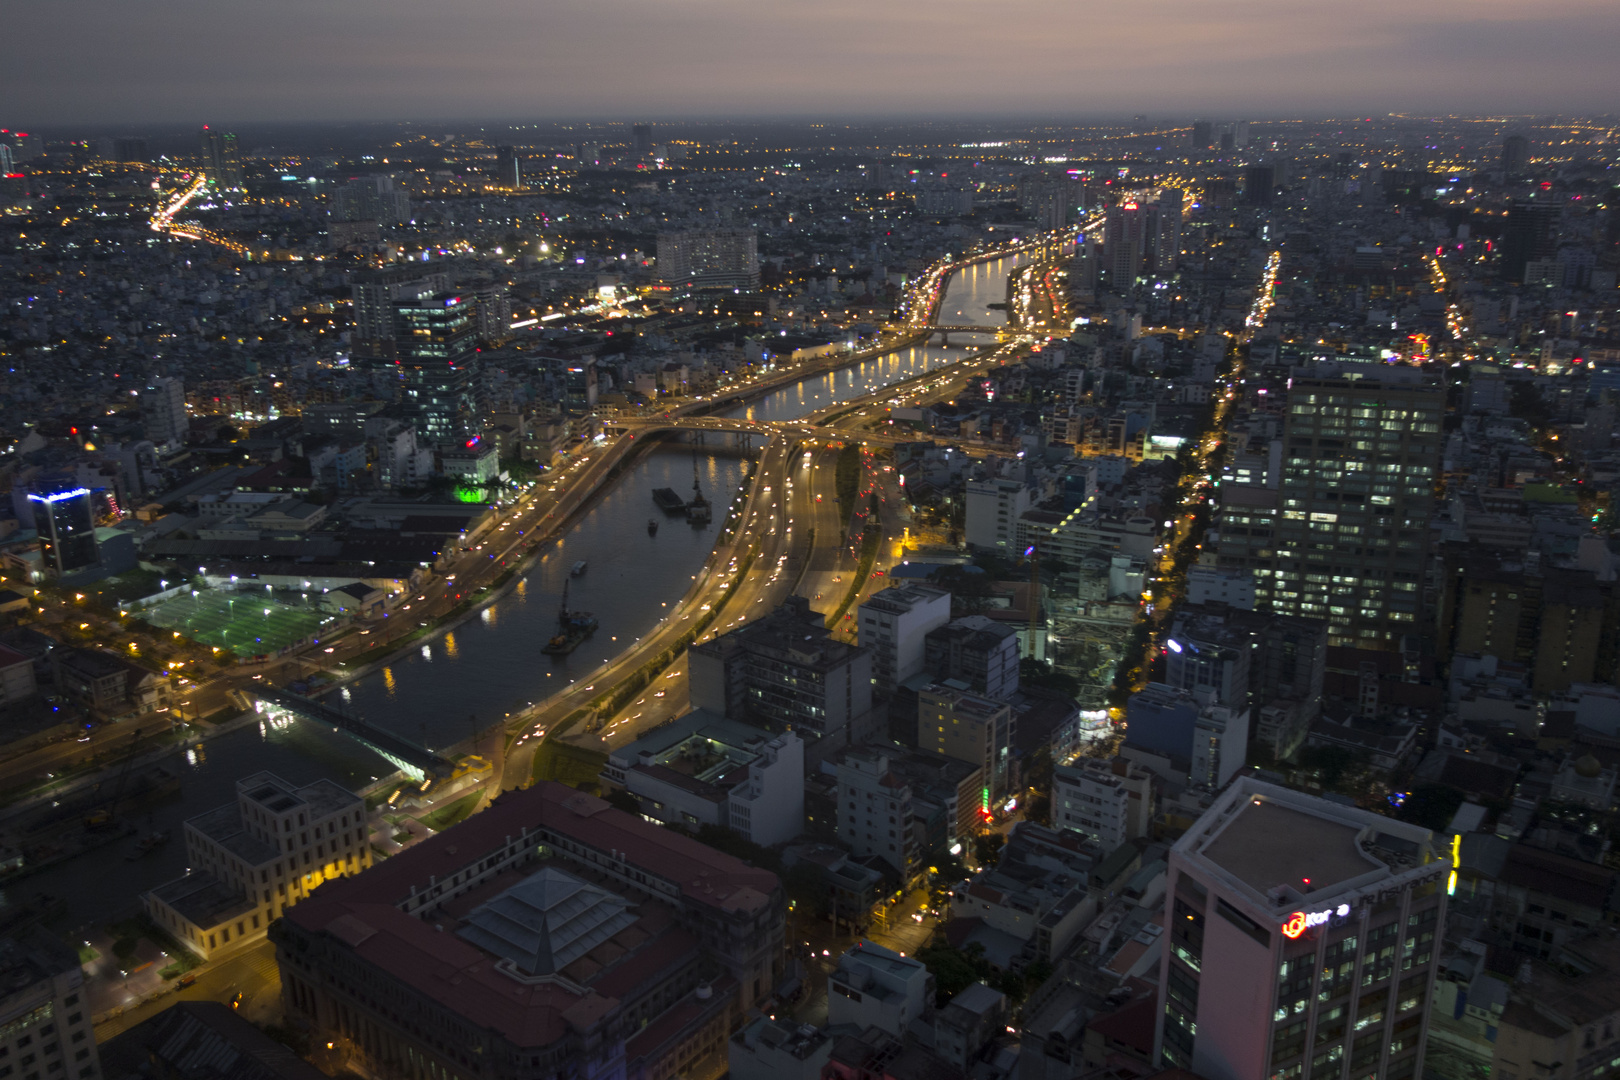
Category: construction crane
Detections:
[
  {"x1": 1018, "y1": 545, "x2": 1043, "y2": 660},
  {"x1": 83, "y1": 731, "x2": 144, "y2": 829}
]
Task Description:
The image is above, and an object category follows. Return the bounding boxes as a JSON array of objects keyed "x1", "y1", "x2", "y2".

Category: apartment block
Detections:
[
  {"x1": 689, "y1": 597, "x2": 872, "y2": 741},
  {"x1": 858, "y1": 584, "x2": 952, "y2": 697},
  {"x1": 918, "y1": 684, "x2": 1015, "y2": 802},
  {"x1": 0, "y1": 930, "x2": 100, "y2": 1080}
]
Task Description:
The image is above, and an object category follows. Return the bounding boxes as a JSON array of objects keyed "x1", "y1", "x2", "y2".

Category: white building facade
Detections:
[
  {"x1": 1154, "y1": 779, "x2": 1446, "y2": 1080},
  {"x1": 858, "y1": 584, "x2": 952, "y2": 697},
  {"x1": 146, "y1": 771, "x2": 371, "y2": 959}
]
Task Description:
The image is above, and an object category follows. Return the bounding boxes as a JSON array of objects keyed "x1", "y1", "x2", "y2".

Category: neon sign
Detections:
[
  {"x1": 1281, "y1": 904, "x2": 1350, "y2": 939},
  {"x1": 27, "y1": 488, "x2": 90, "y2": 504}
]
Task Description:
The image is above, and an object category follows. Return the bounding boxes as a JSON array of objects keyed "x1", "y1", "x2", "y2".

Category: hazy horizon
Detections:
[{"x1": 6, "y1": 0, "x2": 1619, "y2": 128}]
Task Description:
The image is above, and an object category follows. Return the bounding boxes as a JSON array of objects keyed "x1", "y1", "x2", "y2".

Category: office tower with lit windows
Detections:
[
  {"x1": 656, "y1": 229, "x2": 760, "y2": 290},
  {"x1": 392, "y1": 293, "x2": 478, "y2": 443},
  {"x1": 351, "y1": 267, "x2": 449, "y2": 348},
  {"x1": 1147, "y1": 188, "x2": 1182, "y2": 274},
  {"x1": 1104, "y1": 202, "x2": 1146, "y2": 281},
  {"x1": 1266, "y1": 364, "x2": 1442, "y2": 649},
  {"x1": 140, "y1": 375, "x2": 187, "y2": 448},
  {"x1": 199, "y1": 128, "x2": 243, "y2": 189},
  {"x1": 1154, "y1": 778, "x2": 1447, "y2": 1080},
  {"x1": 30, "y1": 487, "x2": 99, "y2": 577}
]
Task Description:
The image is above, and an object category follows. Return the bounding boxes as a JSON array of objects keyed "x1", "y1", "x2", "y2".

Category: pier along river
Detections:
[{"x1": 4, "y1": 254, "x2": 1023, "y2": 931}]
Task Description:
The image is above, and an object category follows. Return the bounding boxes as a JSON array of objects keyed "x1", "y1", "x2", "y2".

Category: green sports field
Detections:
[{"x1": 144, "y1": 590, "x2": 332, "y2": 656}]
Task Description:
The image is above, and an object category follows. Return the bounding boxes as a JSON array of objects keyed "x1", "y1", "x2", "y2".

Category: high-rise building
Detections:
[
  {"x1": 964, "y1": 468, "x2": 1034, "y2": 550},
  {"x1": 1163, "y1": 616, "x2": 1251, "y2": 707},
  {"x1": 0, "y1": 928, "x2": 102, "y2": 1080},
  {"x1": 1154, "y1": 778, "x2": 1446, "y2": 1080},
  {"x1": 140, "y1": 374, "x2": 187, "y2": 448},
  {"x1": 272, "y1": 781, "x2": 786, "y2": 1080},
  {"x1": 392, "y1": 293, "x2": 479, "y2": 443},
  {"x1": 656, "y1": 229, "x2": 760, "y2": 290},
  {"x1": 1231, "y1": 121, "x2": 1251, "y2": 149},
  {"x1": 330, "y1": 176, "x2": 411, "y2": 224},
  {"x1": 351, "y1": 267, "x2": 449, "y2": 347},
  {"x1": 1268, "y1": 365, "x2": 1442, "y2": 647},
  {"x1": 1123, "y1": 682, "x2": 1248, "y2": 791},
  {"x1": 689, "y1": 596, "x2": 872, "y2": 740},
  {"x1": 858, "y1": 584, "x2": 952, "y2": 697},
  {"x1": 632, "y1": 123, "x2": 654, "y2": 156},
  {"x1": 836, "y1": 749, "x2": 923, "y2": 882},
  {"x1": 1192, "y1": 121, "x2": 1213, "y2": 149},
  {"x1": 563, "y1": 357, "x2": 597, "y2": 414},
  {"x1": 495, "y1": 145, "x2": 521, "y2": 188},
  {"x1": 0, "y1": 143, "x2": 14, "y2": 176},
  {"x1": 30, "y1": 487, "x2": 99, "y2": 577},
  {"x1": 95, "y1": 136, "x2": 149, "y2": 163},
  {"x1": 199, "y1": 128, "x2": 243, "y2": 189},
  {"x1": 917, "y1": 684, "x2": 1014, "y2": 800},
  {"x1": 1244, "y1": 164, "x2": 1277, "y2": 207},
  {"x1": 923, "y1": 616, "x2": 1021, "y2": 700},
  {"x1": 1146, "y1": 188, "x2": 1182, "y2": 274},
  {"x1": 1104, "y1": 202, "x2": 1147, "y2": 281},
  {"x1": 1052, "y1": 756, "x2": 1150, "y2": 851},
  {"x1": 1499, "y1": 197, "x2": 1561, "y2": 284},
  {"x1": 1501, "y1": 133, "x2": 1530, "y2": 177}
]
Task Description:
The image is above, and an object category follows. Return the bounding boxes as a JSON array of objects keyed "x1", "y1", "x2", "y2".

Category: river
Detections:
[
  {"x1": 337, "y1": 251, "x2": 1022, "y2": 747},
  {"x1": 9, "y1": 253, "x2": 1023, "y2": 930}
]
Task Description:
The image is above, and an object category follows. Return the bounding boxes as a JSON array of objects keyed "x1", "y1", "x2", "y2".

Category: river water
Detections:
[
  {"x1": 337, "y1": 252, "x2": 1021, "y2": 746},
  {"x1": 10, "y1": 254, "x2": 1022, "y2": 931}
]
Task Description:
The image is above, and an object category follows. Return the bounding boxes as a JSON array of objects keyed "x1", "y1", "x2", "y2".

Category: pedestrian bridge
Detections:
[{"x1": 245, "y1": 685, "x2": 455, "y2": 781}]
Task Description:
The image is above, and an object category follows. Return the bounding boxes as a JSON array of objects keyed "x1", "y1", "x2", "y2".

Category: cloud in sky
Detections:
[{"x1": 5, "y1": 0, "x2": 1618, "y2": 124}]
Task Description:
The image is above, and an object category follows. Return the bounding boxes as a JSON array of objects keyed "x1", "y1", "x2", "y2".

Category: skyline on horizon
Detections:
[{"x1": 7, "y1": 0, "x2": 1619, "y2": 126}]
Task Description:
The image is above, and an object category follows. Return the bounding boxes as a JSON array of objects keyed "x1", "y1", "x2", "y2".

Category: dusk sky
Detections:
[{"x1": 8, "y1": 0, "x2": 1620, "y2": 125}]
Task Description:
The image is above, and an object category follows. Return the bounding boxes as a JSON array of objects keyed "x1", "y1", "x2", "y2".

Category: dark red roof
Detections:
[{"x1": 280, "y1": 783, "x2": 779, "y2": 1048}]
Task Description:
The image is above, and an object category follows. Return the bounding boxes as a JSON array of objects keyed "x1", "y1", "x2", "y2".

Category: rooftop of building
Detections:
[
  {"x1": 99, "y1": 1001, "x2": 329, "y2": 1080},
  {"x1": 920, "y1": 683, "x2": 1008, "y2": 719},
  {"x1": 730, "y1": 1015, "x2": 831, "y2": 1062},
  {"x1": 860, "y1": 583, "x2": 952, "y2": 614},
  {"x1": 1500, "y1": 933, "x2": 1620, "y2": 1036},
  {"x1": 693, "y1": 596, "x2": 862, "y2": 671},
  {"x1": 826, "y1": 1025, "x2": 968, "y2": 1080},
  {"x1": 454, "y1": 866, "x2": 640, "y2": 977},
  {"x1": 149, "y1": 871, "x2": 258, "y2": 929},
  {"x1": 237, "y1": 772, "x2": 359, "y2": 820},
  {"x1": 606, "y1": 707, "x2": 784, "y2": 770},
  {"x1": 187, "y1": 804, "x2": 282, "y2": 866},
  {"x1": 833, "y1": 940, "x2": 929, "y2": 997},
  {"x1": 0, "y1": 929, "x2": 78, "y2": 1017},
  {"x1": 927, "y1": 615, "x2": 1019, "y2": 649},
  {"x1": 1176, "y1": 778, "x2": 1439, "y2": 909},
  {"x1": 279, "y1": 793, "x2": 740, "y2": 1049}
]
